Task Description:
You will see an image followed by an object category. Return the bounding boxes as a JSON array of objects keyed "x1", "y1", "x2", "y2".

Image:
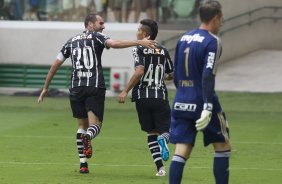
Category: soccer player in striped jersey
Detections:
[
  {"x1": 169, "y1": 1, "x2": 231, "y2": 184},
  {"x1": 118, "y1": 19, "x2": 174, "y2": 176},
  {"x1": 37, "y1": 13, "x2": 156, "y2": 174}
]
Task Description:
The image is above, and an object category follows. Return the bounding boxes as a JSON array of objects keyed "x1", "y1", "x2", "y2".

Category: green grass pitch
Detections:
[{"x1": 0, "y1": 91, "x2": 282, "y2": 184}]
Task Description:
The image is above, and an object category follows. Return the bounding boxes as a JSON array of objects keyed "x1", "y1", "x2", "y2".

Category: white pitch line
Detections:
[{"x1": 0, "y1": 161, "x2": 282, "y2": 171}]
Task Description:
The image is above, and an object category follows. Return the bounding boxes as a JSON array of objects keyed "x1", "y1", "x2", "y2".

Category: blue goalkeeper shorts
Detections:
[{"x1": 170, "y1": 111, "x2": 230, "y2": 146}]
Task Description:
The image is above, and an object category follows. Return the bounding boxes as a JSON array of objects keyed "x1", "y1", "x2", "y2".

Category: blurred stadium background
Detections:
[{"x1": 0, "y1": 0, "x2": 281, "y2": 95}]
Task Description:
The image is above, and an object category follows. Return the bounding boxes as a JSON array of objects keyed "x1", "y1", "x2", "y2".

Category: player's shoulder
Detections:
[
  {"x1": 137, "y1": 44, "x2": 168, "y2": 56},
  {"x1": 204, "y1": 32, "x2": 221, "y2": 50},
  {"x1": 156, "y1": 42, "x2": 167, "y2": 49},
  {"x1": 156, "y1": 43, "x2": 170, "y2": 54},
  {"x1": 132, "y1": 45, "x2": 142, "y2": 52},
  {"x1": 69, "y1": 31, "x2": 91, "y2": 42},
  {"x1": 94, "y1": 31, "x2": 109, "y2": 37},
  {"x1": 132, "y1": 45, "x2": 147, "y2": 54},
  {"x1": 136, "y1": 45, "x2": 144, "y2": 49},
  {"x1": 69, "y1": 32, "x2": 82, "y2": 41},
  {"x1": 184, "y1": 29, "x2": 218, "y2": 40},
  {"x1": 207, "y1": 31, "x2": 220, "y2": 42},
  {"x1": 194, "y1": 29, "x2": 221, "y2": 45},
  {"x1": 178, "y1": 29, "x2": 206, "y2": 44},
  {"x1": 90, "y1": 31, "x2": 110, "y2": 40}
]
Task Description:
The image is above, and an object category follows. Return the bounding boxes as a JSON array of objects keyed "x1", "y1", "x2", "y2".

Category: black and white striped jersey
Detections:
[
  {"x1": 131, "y1": 44, "x2": 173, "y2": 101},
  {"x1": 59, "y1": 31, "x2": 110, "y2": 89}
]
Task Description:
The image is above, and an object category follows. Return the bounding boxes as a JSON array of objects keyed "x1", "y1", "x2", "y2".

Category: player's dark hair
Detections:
[
  {"x1": 199, "y1": 0, "x2": 222, "y2": 23},
  {"x1": 140, "y1": 19, "x2": 158, "y2": 40},
  {"x1": 84, "y1": 13, "x2": 98, "y2": 28}
]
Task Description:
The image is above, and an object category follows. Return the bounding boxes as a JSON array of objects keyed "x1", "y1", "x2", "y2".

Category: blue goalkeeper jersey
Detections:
[{"x1": 172, "y1": 29, "x2": 222, "y2": 120}]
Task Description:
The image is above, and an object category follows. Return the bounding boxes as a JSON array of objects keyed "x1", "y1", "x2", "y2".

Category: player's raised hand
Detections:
[
  {"x1": 195, "y1": 110, "x2": 212, "y2": 131},
  {"x1": 139, "y1": 36, "x2": 156, "y2": 49},
  {"x1": 37, "y1": 88, "x2": 48, "y2": 104}
]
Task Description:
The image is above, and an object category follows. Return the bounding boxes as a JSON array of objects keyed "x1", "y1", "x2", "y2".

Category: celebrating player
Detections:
[
  {"x1": 37, "y1": 13, "x2": 155, "y2": 174},
  {"x1": 118, "y1": 19, "x2": 174, "y2": 176}
]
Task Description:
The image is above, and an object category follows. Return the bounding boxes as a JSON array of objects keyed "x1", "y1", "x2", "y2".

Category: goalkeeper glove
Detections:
[{"x1": 195, "y1": 103, "x2": 213, "y2": 131}]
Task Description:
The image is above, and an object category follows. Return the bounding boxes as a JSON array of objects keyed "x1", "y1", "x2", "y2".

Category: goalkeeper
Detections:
[{"x1": 169, "y1": 1, "x2": 231, "y2": 184}]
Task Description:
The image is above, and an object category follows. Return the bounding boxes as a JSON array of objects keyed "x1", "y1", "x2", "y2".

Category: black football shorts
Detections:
[
  {"x1": 135, "y1": 98, "x2": 171, "y2": 133},
  {"x1": 69, "y1": 86, "x2": 105, "y2": 121}
]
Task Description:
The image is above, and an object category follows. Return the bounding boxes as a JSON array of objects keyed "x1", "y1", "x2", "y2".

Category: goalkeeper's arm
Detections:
[{"x1": 195, "y1": 73, "x2": 215, "y2": 131}]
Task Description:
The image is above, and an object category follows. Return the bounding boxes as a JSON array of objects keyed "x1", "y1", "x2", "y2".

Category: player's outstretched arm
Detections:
[
  {"x1": 118, "y1": 66, "x2": 144, "y2": 103},
  {"x1": 37, "y1": 59, "x2": 63, "y2": 104},
  {"x1": 106, "y1": 37, "x2": 156, "y2": 49}
]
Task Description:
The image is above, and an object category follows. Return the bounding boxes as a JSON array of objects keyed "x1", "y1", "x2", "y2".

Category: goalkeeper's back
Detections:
[{"x1": 172, "y1": 28, "x2": 222, "y2": 120}]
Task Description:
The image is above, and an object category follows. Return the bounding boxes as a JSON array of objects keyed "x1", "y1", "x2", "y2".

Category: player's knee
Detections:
[
  {"x1": 87, "y1": 110, "x2": 102, "y2": 125},
  {"x1": 213, "y1": 142, "x2": 231, "y2": 152},
  {"x1": 175, "y1": 143, "x2": 193, "y2": 159}
]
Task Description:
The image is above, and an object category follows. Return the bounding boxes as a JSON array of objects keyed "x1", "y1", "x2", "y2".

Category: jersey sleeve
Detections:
[
  {"x1": 95, "y1": 32, "x2": 110, "y2": 49},
  {"x1": 203, "y1": 37, "x2": 221, "y2": 75},
  {"x1": 202, "y1": 37, "x2": 222, "y2": 108},
  {"x1": 132, "y1": 46, "x2": 145, "y2": 68},
  {"x1": 173, "y1": 41, "x2": 180, "y2": 87},
  {"x1": 164, "y1": 48, "x2": 173, "y2": 74},
  {"x1": 59, "y1": 39, "x2": 72, "y2": 61}
]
